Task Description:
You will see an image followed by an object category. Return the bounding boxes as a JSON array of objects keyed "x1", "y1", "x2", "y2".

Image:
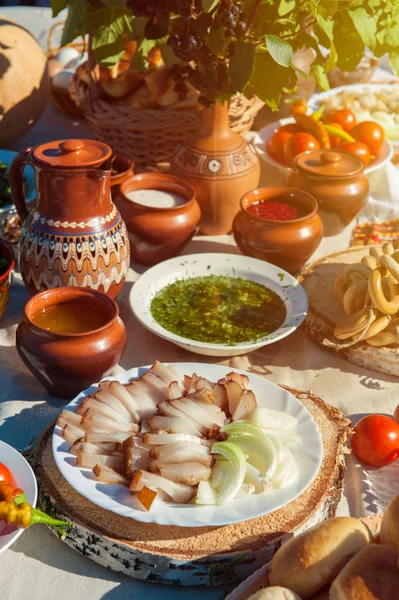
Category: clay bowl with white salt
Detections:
[{"x1": 115, "y1": 173, "x2": 201, "y2": 265}]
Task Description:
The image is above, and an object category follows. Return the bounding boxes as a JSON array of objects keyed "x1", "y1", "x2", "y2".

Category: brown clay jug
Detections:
[
  {"x1": 10, "y1": 139, "x2": 130, "y2": 299},
  {"x1": 169, "y1": 102, "x2": 260, "y2": 235}
]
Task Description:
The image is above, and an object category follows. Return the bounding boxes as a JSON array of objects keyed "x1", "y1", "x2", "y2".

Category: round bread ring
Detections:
[
  {"x1": 379, "y1": 254, "x2": 399, "y2": 283},
  {"x1": 366, "y1": 330, "x2": 399, "y2": 346},
  {"x1": 368, "y1": 268, "x2": 399, "y2": 315},
  {"x1": 363, "y1": 315, "x2": 391, "y2": 341},
  {"x1": 362, "y1": 255, "x2": 377, "y2": 270},
  {"x1": 343, "y1": 263, "x2": 370, "y2": 280},
  {"x1": 343, "y1": 281, "x2": 368, "y2": 316},
  {"x1": 370, "y1": 247, "x2": 384, "y2": 261},
  {"x1": 334, "y1": 273, "x2": 349, "y2": 306},
  {"x1": 333, "y1": 308, "x2": 374, "y2": 340},
  {"x1": 383, "y1": 242, "x2": 395, "y2": 255}
]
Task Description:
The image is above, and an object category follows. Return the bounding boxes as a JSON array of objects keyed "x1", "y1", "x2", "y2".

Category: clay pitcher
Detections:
[
  {"x1": 10, "y1": 139, "x2": 130, "y2": 299},
  {"x1": 170, "y1": 102, "x2": 260, "y2": 235}
]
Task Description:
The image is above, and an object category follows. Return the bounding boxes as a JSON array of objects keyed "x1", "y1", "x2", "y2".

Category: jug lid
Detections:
[
  {"x1": 294, "y1": 149, "x2": 365, "y2": 179},
  {"x1": 32, "y1": 139, "x2": 112, "y2": 168}
]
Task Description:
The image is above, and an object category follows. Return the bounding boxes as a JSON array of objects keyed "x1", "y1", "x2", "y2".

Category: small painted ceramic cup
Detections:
[
  {"x1": 115, "y1": 172, "x2": 201, "y2": 265},
  {"x1": 0, "y1": 239, "x2": 15, "y2": 320},
  {"x1": 16, "y1": 287, "x2": 127, "y2": 399},
  {"x1": 233, "y1": 186, "x2": 324, "y2": 274}
]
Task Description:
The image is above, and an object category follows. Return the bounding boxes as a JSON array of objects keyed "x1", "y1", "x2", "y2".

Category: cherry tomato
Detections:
[
  {"x1": 351, "y1": 415, "x2": 399, "y2": 467},
  {"x1": 267, "y1": 131, "x2": 293, "y2": 165},
  {"x1": 284, "y1": 132, "x2": 320, "y2": 167},
  {"x1": 278, "y1": 123, "x2": 302, "y2": 134},
  {"x1": 350, "y1": 121, "x2": 385, "y2": 155},
  {"x1": 326, "y1": 121, "x2": 344, "y2": 148},
  {"x1": 0, "y1": 463, "x2": 14, "y2": 486},
  {"x1": 339, "y1": 141, "x2": 371, "y2": 166},
  {"x1": 324, "y1": 108, "x2": 357, "y2": 132}
]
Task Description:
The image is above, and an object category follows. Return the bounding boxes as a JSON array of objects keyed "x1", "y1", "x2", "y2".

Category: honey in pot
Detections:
[{"x1": 31, "y1": 302, "x2": 110, "y2": 334}]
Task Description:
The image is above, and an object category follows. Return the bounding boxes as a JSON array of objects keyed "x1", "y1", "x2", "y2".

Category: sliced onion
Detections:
[
  {"x1": 261, "y1": 428, "x2": 301, "y2": 445},
  {"x1": 235, "y1": 483, "x2": 255, "y2": 498},
  {"x1": 271, "y1": 445, "x2": 298, "y2": 489},
  {"x1": 244, "y1": 463, "x2": 272, "y2": 493},
  {"x1": 143, "y1": 433, "x2": 212, "y2": 446},
  {"x1": 211, "y1": 442, "x2": 246, "y2": 506},
  {"x1": 248, "y1": 408, "x2": 297, "y2": 432},
  {"x1": 221, "y1": 422, "x2": 279, "y2": 477},
  {"x1": 195, "y1": 481, "x2": 217, "y2": 505}
]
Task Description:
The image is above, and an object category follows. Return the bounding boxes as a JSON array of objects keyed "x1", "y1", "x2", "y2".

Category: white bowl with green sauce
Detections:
[{"x1": 130, "y1": 253, "x2": 308, "y2": 357}]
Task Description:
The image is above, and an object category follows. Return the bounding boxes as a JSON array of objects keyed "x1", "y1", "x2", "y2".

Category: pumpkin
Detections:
[{"x1": 0, "y1": 18, "x2": 49, "y2": 146}]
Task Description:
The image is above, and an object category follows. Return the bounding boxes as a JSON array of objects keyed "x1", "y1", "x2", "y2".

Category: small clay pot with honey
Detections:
[
  {"x1": 287, "y1": 149, "x2": 369, "y2": 236},
  {"x1": 233, "y1": 186, "x2": 323, "y2": 274},
  {"x1": 16, "y1": 287, "x2": 127, "y2": 399}
]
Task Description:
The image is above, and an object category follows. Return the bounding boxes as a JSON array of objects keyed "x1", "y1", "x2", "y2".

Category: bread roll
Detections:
[
  {"x1": 380, "y1": 493, "x2": 399, "y2": 549},
  {"x1": 249, "y1": 588, "x2": 302, "y2": 599},
  {"x1": 329, "y1": 543, "x2": 399, "y2": 599},
  {"x1": 268, "y1": 517, "x2": 372, "y2": 598},
  {"x1": 308, "y1": 588, "x2": 329, "y2": 600}
]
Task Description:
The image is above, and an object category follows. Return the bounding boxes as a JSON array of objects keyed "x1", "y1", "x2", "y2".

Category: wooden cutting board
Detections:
[
  {"x1": 31, "y1": 387, "x2": 350, "y2": 586},
  {"x1": 299, "y1": 245, "x2": 399, "y2": 377}
]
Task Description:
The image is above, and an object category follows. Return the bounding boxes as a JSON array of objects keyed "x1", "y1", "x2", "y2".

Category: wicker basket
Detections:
[{"x1": 69, "y1": 69, "x2": 264, "y2": 169}]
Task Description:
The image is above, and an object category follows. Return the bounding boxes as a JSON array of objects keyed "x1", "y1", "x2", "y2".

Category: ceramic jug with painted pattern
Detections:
[{"x1": 10, "y1": 139, "x2": 130, "y2": 299}]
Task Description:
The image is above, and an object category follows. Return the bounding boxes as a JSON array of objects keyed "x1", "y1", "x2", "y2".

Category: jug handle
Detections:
[{"x1": 10, "y1": 149, "x2": 32, "y2": 222}]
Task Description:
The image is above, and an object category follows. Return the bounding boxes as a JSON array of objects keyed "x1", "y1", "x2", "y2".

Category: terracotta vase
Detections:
[
  {"x1": 16, "y1": 287, "x2": 127, "y2": 399},
  {"x1": 10, "y1": 139, "x2": 130, "y2": 299},
  {"x1": 169, "y1": 102, "x2": 260, "y2": 235},
  {"x1": 233, "y1": 187, "x2": 323, "y2": 274},
  {"x1": 287, "y1": 150, "x2": 369, "y2": 237},
  {"x1": 115, "y1": 173, "x2": 201, "y2": 266}
]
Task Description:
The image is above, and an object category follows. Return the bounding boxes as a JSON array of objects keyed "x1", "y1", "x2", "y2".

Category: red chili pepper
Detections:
[{"x1": 247, "y1": 200, "x2": 298, "y2": 221}]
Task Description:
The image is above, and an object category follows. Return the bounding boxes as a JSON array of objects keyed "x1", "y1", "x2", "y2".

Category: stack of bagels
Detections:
[{"x1": 245, "y1": 494, "x2": 399, "y2": 600}]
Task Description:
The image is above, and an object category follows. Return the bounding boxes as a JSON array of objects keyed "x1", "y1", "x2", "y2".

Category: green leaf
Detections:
[
  {"x1": 265, "y1": 34, "x2": 293, "y2": 68},
  {"x1": 131, "y1": 39, "x2": 158, "y2": 70},
  {"x1": 229, "y1": 41, "x2": 255, "y2": 92},
  {"x1": 51, "y1": 0, "x2": 67, "y2": 18},
  {"x1": 101, "y1": 0, "x2": 128, "y2": 6},
  {"x1": 193, "y1": 13, "x2": 213, "y2": 37},
  {"x1": 389, "y1": 49, "x2": 399, "y2": 77},
  {"x1": 145, "y1": 10, "x2": 169, "y2": 39},
  {"x1": 278, "y1": 0, "x2": 295, "y2": 17},
  {"x1": 325, "y1": 41, "x2": 337, "y2": 71},
  {"x1": 311, "y1": 64, "x2": 330, "y2": 91},
  {"x1": 202, "y1": 0, "x2": 220, "y2": 12},
  {"x1": 333, "y1": 11, "x2": 364, "y2": 72},
  {"x1": 205, "y1": 19, "x2": 227, "y2": 56},
  {"x1": 317, "y1": 14, "x2": 334, "y2": 40},
  {"x1": 349, "y1": 7, "x2": 377, "y2": 49},
  {"x1": 61, "y1": 0, "x2": 83, "y2": 46},
  {"x1": 384, "y1": 23, "x2": 399, "y2": 47},
  {"x1": 292, "y1": 64, "x2": 308, "y2": 79},
  {"x1": 88, "y1": 6, "x2": 133, "y2": 68},
  {"x1": 159, "y1": 44, "x2": 182, "y2": 68},
  {"x1": 250, "y1": 52, "x2": 292, "y2": 110},
  {"x1": 131, "y1": 17, "x2": 147, "y2": 40}
]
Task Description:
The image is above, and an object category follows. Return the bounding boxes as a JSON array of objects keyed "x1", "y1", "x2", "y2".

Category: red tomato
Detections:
[
  {"x1": 350, "y1": 121, "x2": 385, "y2": 155},
  {"x1": 327, "y1": 121, "x2": 344, "y2": 148},
  {"x1": 284, "y1": 132, "x2": 320, "y2": 167},
  {"x1": 339, "y1": 141, "x2": 371, "y2": 166},
  {"x1": 324, "y1": 108, "x2": 357, "y2": 132},
  {"x1": 394, "y1": 404, "x2": 399, "y2": 423},
  {"x1": 267, "y1": 131, "x2": 293, "y2": 165},
  {"x1": 351, "y1": 415, "x2": 399, "y2": 467},
  {"x1": 278, "y1": 123, "x2": 302, "y2": 134},
  {"x1": 0, "y1": 463, "x2": 14, "y2": 486}
]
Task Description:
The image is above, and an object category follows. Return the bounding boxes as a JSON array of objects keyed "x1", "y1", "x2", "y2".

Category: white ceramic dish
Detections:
[
  {"x1": 0, "y1": 440, "x2": 37, "y2": 553},
  {"x1": 129, "y1": 253, "x2": 308, "y2": 357},
  {"x1": 52, "y1": 363, "x2": 323, "y2": 528},
  {"x1": 253, "y1": 117, "x2": 394, "y2": 178}
]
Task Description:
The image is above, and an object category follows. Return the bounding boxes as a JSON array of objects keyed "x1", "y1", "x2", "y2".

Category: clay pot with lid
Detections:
[
  {"x1": 115, "y1": 173, "x2": 201, "y2": 266},
  {"x1": 10, "y1": 138, "x2": 130, "y2": 298},
  {"x1": 287, "y1": 149, "x2": 369, "y2": 237},
  {"x1": 16, "y1": 287, "x2": 127, "y2": 399},
  {"x1": 233, "y1": 187, "x2": 323, "y2": 274}
]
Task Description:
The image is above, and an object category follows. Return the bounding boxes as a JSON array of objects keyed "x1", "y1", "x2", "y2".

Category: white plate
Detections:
[
  {"x1": 254, "y1": 117, "x2": 394, "y2": 177},
  {"x1": 52, "y1": 363, "x2": 323, "y2": 528},
  {"x1": 129, "y1": 253, "x2": 308, "y2": 357},
  {"x1": 0, "y1": 440, "x2": 37, "y2": 553}
]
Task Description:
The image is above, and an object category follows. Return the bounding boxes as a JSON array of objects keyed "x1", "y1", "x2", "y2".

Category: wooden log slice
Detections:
[
  {"x1": 32, "y1": 387, "x2": 350, "y2": 587},
  {"x1": 299, "y1": 246, "x2": 399, "y2": 377}
]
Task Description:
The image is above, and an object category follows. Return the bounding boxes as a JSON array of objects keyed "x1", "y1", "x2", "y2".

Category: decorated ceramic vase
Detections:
[
  {"x1": 170, "y1": 102, "x2": 260, "y2": 235},
  {"x1": 10, "y1": 139, "x2": 130, "y2": 299}
]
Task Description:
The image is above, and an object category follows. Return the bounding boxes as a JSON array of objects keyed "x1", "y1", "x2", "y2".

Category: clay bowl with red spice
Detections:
[
  {"x1": 16, "y1": 287, "x2": 127, "y2": 399},
  {"x1": 115, "y1": 172, "x2": 201, "y2": 266},
  {"x1": 233, "y1": 187, "x2": 324, "y2": 274}
]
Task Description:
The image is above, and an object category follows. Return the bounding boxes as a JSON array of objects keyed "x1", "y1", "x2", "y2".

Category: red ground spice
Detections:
[{"x1": 247, "y1": 200, "x2": 298, "y2": 221}]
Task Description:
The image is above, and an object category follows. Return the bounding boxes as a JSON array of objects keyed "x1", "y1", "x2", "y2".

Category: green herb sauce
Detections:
[{"x1": 150, "y1": 275, "x2": 286, "y2": 345}]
